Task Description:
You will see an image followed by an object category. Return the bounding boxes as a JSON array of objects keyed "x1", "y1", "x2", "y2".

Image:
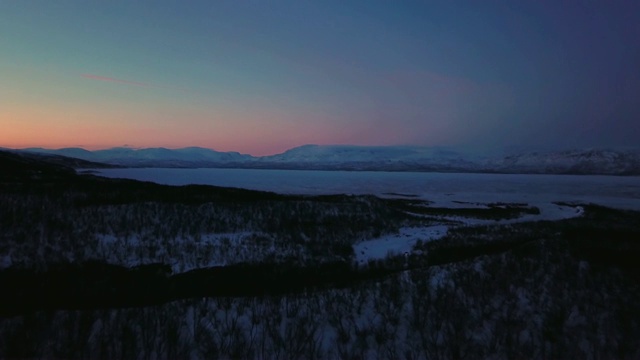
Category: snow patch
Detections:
[{"x1": 353, "y1": 225, "x2": 448, "y2": 264}]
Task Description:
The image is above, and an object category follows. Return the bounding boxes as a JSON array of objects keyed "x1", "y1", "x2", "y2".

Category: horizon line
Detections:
[{"x1": 3, "y1": 144, "x2": 638, "y2": 158}]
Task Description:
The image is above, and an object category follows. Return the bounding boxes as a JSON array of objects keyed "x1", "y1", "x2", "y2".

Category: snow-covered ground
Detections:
[
  {"x1": 352, "y1": 204, "x2": 585, "y2": 263},
  {"x1": 429, "y1": 203, "x2": 585, "y2": 227},
  {"x1": 93, "y1": 232, "x2": 282, "y2": 272},
  {"x1": 353, "y1": 225, "x2": 448, "y2": 264}
]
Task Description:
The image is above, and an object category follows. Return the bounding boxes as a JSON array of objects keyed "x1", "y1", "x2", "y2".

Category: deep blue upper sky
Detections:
[{"x1": 1, "y1": 1, "x2": 638, "y2": 154}]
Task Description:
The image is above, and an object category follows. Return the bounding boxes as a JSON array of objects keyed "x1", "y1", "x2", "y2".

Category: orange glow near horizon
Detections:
[{"x1": 0, "y1": 103, "x2": 378, "y2": 156}]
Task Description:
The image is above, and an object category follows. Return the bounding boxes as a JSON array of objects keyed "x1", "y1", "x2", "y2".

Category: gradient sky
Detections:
[{"x1": 1, "y1": 1, "x2": 639, "y2": 155}]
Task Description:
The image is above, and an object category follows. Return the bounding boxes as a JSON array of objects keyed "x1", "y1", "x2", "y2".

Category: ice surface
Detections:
[{"x1": 94, "y1": 168, "x2": 640, "y2": 210}]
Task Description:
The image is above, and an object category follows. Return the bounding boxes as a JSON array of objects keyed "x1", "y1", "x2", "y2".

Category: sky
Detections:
[{"x1": 1, "y1": 1, "x2": 639, "y2": 155}]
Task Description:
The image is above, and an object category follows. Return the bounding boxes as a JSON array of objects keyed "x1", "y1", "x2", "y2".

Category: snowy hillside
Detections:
[
  {"x1": 486, "y1": 149, "x2": 640, "y2": 175},
  {"x1": 263, "y1": 146, "x2": 640, "y2": 174},
  {"x1": 261, "y1": 144, "x2": 464, "y2": 163},
  {"x1": 19, "y1": 145, "x2": 640, "y2": 174},
  {"x1": 23, "y1": 146, "x2": 255, "y2": 167},
  {"x1": 257, "y1": 144, "x2": 479, "y2": 171}
]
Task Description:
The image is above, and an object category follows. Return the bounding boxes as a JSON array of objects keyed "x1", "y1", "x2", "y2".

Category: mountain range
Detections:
[{"x1": 13, "y1": 145, "x2": 640, "y2": 175}]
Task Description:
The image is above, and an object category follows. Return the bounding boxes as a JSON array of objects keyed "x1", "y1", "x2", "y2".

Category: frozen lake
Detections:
[{"x1": 91, "y1": 168, "x2": 640, "y2": 210}]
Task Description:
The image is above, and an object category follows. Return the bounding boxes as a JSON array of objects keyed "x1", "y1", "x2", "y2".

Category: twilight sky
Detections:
[{"x1": 1, "y1": 1, "x2": 639, "y2": 155}]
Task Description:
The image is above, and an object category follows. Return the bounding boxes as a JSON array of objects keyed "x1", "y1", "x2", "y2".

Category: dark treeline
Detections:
[
  {"x1": 3, "y1": 204, "x2": 640, "y2": 318},
  {"x1": 0, "y1": 261, "x2": 358, "y2": 316}
]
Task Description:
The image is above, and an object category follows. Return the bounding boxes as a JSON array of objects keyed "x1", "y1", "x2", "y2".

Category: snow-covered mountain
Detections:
[
  {"x1": 257, "y1": 145, "x2": 640, "y2": 174},
  {"x1": 257, "y1": 144, "x2": 481, "y2": 171},
  {"x1": 18, "y1": 145, "x2": 640, "y2": 175},
  {"x1": 486, "y1": 149, "x2": 640, "y2": 175},
  {"x1": 261, "y1": 144, "x2": 462, "y2": 163},
  {"x1": 23, "y1": 147, "x2": 255, "y2": 167}
]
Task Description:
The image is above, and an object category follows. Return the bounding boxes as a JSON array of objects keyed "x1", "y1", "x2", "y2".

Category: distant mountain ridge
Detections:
[
  {"x1": 22, "y1": 146, "x2": 253, "y2": 167},
  {"x1": 17, "y1": 145, "x2": 640, "y2": 175},
  {"x1": 261, "y1": 145, "x2": 467, "y2": 163},
  {"x1": 486, "y1": 149, "x2": 640, "y2": 175}
]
